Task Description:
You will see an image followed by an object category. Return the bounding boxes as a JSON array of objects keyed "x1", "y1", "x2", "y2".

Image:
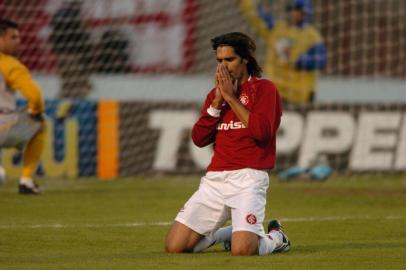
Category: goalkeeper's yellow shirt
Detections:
[{"x1": 0, "y1": 52, "x2": 44, "y2": 114}]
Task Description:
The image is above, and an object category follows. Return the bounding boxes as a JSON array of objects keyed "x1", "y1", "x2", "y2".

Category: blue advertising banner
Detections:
[{"x1": 2, "y1": 100, "x2": 97, "y2": 178}]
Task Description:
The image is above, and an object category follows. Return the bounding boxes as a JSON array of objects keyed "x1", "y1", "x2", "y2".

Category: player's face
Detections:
[
  {"x1": 289, "y1": 9, "x2": 304, "y2": 25},
  {"x1": 216, "y1": 45, "x2": 248, "y2": 82},
  {"x1": 0, "y1": 28, "x2": 21, "y2": 55}
]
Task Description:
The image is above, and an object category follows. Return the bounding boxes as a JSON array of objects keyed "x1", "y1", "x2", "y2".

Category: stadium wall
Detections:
[
  {"x1": 2, "y1": 97, "x2": 406, "y2": 178},
  {"x1": 35, "y1": 75, "x2": 406, "y2": 103}
]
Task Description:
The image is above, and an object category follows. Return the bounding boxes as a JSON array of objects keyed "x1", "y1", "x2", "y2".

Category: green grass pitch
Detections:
[{"x1": 0, "y1": 175, "x2": 405, "y2": 270}]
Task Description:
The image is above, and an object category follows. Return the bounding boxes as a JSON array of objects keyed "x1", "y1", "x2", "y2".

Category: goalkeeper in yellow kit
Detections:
[{"x1": 0, "y1": 19, "x2": 45, "y2": 194}]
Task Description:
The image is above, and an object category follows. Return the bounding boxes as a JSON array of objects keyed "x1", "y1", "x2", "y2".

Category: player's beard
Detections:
[
  {"x1": 232, "y1": 79, "x2": 238, "y2": 93},
  {"x1": 229, "y1": 72, "x2": 238, "y2": 82}
]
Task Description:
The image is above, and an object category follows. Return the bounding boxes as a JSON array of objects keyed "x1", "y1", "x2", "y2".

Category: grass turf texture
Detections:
[{"x1": 0, "y1": 175, "x2": 405, "y2": 270}]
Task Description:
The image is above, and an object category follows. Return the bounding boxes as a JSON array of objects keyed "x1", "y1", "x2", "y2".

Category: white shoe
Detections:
[
  {"x1": 18, "y1": 181, "x2": 41, "y2": 195},
  {"x1": 267, "y1": 219, "x2": 291, "y2": 252}
]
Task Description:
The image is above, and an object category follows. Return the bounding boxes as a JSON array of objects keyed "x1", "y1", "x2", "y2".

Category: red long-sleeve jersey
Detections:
[{"x1": 192, "y1": 76, "x2": 282, "y2": 171}]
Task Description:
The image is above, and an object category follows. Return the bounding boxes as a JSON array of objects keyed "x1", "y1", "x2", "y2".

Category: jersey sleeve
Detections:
[
  {"x1": 5, "y1": 58, "x2": 44, "y2": 114},
  {"x1": 191, "y1": 90, "x2": 221, "y2": 148},
  {"x1": 295, "y1": 43, "x2": 327, "y2": 70},
  {"x1": 240, "y1": 0, "x2": 271, "y2": 40},
  {"x1": 257, "y1": 3, "x2": 274, "y2": 29},
  {"x1": 295, "y1": 28, "x2": 327, "y2": 70},
  {"x1": 247, "y1": 81, "x2": 282, "y2": 143}
]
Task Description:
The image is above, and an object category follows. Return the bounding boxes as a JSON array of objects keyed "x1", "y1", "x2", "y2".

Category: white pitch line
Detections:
[
  {"x1": 0, "y1": 216, "x2": 404, "y2": 230},
  {"x1": 0, "y1": 222, "x2": 173, "y2": 230}
]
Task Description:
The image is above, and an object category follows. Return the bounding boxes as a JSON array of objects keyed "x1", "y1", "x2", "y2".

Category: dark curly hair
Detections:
[
  {"x1": 211, "y1": 32, "x2": 262, "y2": 77},
  {"x1": 0, "y1": 19, "x2": 18, "y2": 36}
]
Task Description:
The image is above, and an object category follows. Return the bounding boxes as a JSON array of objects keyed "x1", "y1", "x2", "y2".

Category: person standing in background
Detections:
[
  {"x1": 241, "y1": 0, "x2": 327, "y2": 103},
  {"x1": 49, "y1": 0, "x2": 93, "y2": 98}
]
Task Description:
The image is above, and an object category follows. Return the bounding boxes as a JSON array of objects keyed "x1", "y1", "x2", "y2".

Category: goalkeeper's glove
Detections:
[{"x1": 30, "y1": 113, "x2": 45, "y2": 122}]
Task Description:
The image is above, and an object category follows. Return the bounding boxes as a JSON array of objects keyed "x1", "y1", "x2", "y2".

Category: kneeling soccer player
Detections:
[{"x1": 165, "y1": 32, "x2": 290, "y2": 256}]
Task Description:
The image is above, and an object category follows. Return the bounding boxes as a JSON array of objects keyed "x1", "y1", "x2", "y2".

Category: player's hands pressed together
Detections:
[
  {"x1": 211, "y1": 64, "x2": 225, "y2": 109},
  {"x1": 215, "y1": 63, "x2": 250, "y2": 127},
  {"x1": 216, "y1": 63, "x2": 236, "y2": 103}
]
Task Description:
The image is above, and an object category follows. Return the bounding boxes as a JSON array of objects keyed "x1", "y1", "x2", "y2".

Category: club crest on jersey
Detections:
[
  {"x1": 239, "y1": 94, "x2": 249, "y2": 105},
  {"x1": 246, "y1": 214, "x2": 257, "y2": 225}
]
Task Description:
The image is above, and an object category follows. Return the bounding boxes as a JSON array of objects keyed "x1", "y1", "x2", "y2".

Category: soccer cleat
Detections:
[
  {"x1": 223, "y1": 240, "x2": 231, "y2": 251},
  {"x1": 18, "y1": 183, "x2": 41, "y2": 195},
  {"x1": 267, "y1": 219, "x2": 291, "y2": 252}
]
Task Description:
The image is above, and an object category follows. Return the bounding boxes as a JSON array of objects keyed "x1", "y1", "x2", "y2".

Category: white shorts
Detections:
[
  {"x1": 0, "y1": 112, "x2": 41, "y2": 149},
  {"x1": 175, "y1": 168, "x2": 269, "y2": 237}
]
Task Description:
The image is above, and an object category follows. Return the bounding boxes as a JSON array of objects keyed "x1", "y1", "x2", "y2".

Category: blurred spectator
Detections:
[
  {"x1": 96, "y1": 27, "x2": 131, "y2": 73},
  {"x1": 49, "y1": 0, "x2": 93, "y2": 98},
  {"x1": 241, "y1": 0, "x2": 327, "y2": 104}
]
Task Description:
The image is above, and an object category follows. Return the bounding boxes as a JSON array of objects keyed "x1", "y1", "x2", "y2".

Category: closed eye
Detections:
[{"x1": 217, "y1": 57, "x2": 236, "y2": 63}]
